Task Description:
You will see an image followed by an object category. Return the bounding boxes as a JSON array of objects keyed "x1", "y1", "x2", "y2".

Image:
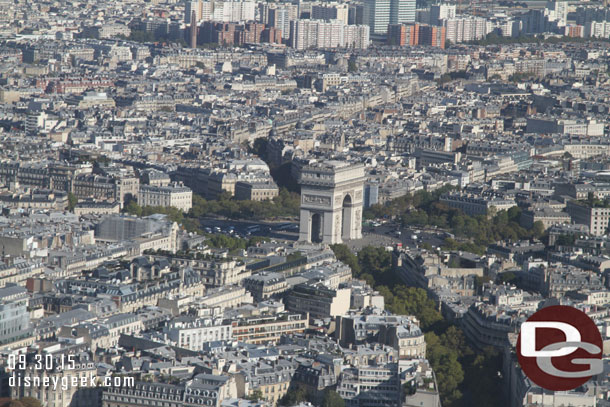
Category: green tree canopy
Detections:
[
  {"x1": 279, "y1": 385, "x2": 308, "y2": 406},
  {"x1": 322, "y1": 390, "x2": 345, "y2": 407},
  {"x1": 246, "y1": 390, "x2": 263, "y2": 402},
  {"x1": 67, "y1": 193, "x2": 78, "y2": 211}
]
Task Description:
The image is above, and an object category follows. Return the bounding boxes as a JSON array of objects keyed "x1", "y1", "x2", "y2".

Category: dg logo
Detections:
[{"x1": 517, "y1": 305, "x2": 603, "y2": 391}]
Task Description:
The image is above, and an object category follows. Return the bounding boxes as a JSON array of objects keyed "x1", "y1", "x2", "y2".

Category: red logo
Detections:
[{"x1": 517, "y1": 305, "x2": 603, "y2": 391}]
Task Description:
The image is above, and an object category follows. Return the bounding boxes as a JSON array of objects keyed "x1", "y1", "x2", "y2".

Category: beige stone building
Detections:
[
  {"x1": 234, "y1": 180, "x2": 279, "y2": 201},
  {"x1": 139, "y1": 183, "x2": 193, "y2": 211}
]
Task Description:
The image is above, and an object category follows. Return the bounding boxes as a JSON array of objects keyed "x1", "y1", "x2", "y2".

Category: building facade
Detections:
[{"x1": 139, "y1": 183, "x2": 193, "y2": 212}]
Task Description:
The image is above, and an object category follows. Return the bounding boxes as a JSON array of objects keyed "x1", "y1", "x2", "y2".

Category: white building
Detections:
[
  {"x1": 443, "y1": 16, "x2": 488, "y2": 43},
  {"x1": 185, "y1": 0, "x2": 255, "y2": 23},
  {"x1": 585, "y1": 21, "x2": 610, "y2": 38},
  {"x1": 165, "y1": 316, "x2": 232, "y2": 350},
  {"x1": 139, "y1": 183, "x2": 193, "y2": 212},
  {"x1": 546, "y1": 0, "x2": 568, "y2": 27},
  {"x1": 439, "y1": 194, "x2": 516, "y2": 216},
  {"x1": 290, "y1": 19, "x2": 369, "y2": 50}
]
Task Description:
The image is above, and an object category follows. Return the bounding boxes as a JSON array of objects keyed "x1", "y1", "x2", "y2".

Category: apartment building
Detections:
[
  {"x1": 234, "y1": 180, "x2": 279, "y2": 201},
  {"x1": 231, "y1": 312, "x2": 308, "y2": 344},
  {"x1": 337, "y1": 363, "x2": 402, "y2": 407},
  {"x1": 0, "y1": 285, "x2": 32, "y2": 346},
  {"x1": 290, "y1": 19, "x2": 369, "y2": 50},
  {"x1": 567, "y1": 200, "x2": 610, "y2": 236},
  {"x1": 285, "y1": 283, "x2": 351, "y2": 319},
  {"x1": 336, "y1": 314, "x2": 426, "y2": 359},
  {"x1": 165, "y1": 316, "x2": 232, "y2": 350},
  {"x1": 439, "y1": 193, "x2": 516, "y2": 216}
]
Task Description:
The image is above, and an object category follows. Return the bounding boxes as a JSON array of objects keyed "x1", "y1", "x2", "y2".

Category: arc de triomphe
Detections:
[{"x1": 298, "y1": 161, "x2": 365, "y2": 244}]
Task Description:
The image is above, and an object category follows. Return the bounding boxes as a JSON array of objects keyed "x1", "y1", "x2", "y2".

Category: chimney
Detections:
[{"x1": 190, "y1": 11, "x2": 198, "y2": 48}]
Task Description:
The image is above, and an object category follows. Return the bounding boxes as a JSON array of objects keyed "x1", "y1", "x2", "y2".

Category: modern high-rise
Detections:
[
  {"x1": 312, "y1": 3, "x2": 350, "y2": 25},
  {"x1": 429, "y1": 4, "x2": 456, "y2": 25},
  {"x1": 363, "y1": 0, "x2": 415, "y2": 35},
  {"x1": 185, "y1": 0, "x2": 210, "y2": 23},
  {"x1": 546, "y1": 0, "x2": 568, "y2": 26},
  {"x1": 392, "y1": 0, "x2": 416, "y2": 27},
  {"x1": 388, "y1": 23, "x2": 446, "y2": 48},
  {"x1": 443, "y1": 16, "x2": 488, "y2": 43},
  {"x1": 269, "y1": 7, "x2": 293, "y2": 39}
]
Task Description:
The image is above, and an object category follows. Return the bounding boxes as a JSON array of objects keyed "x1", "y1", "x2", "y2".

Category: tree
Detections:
[
  {"x1": 123, "y1": 200, "x2": 143, "y2": 217},
  {"x1": 286, "y1": 251, "x2": 304, "y2": 262},
  {"x1": 425, "y1": 332, "x2": 464, "y2": 406},
  {"x1": 322, "y1": 390, "x2": 345, "y2": 407},
  {"x1": 555, "y1": 234, "x2": 576, "y2": 246},
  {"x1": 67, "y1": 193, "x2": 78, "y2": 211},
  {"x1": 348, "y1": 60, "x2": 357, "y2": 72},
  {"x1": 357, "y1": 246, "x2": 393, "y2": 286},
  {"x1": 128, "y1": 30, "x2": 155, "y2": 43},
  {"x1": 531, "y1": 221, "x2": 545, "y2": 239},
  {"x1": 447, "y1": 258, "x2": 461, "y2": 268},
  {"x1": 403, "y1": 380, "x2": 416, "y2": 397},
  {"x1": 497, "y1": 271, "x2": 516, "y2": 285},
  {"x1": 330, "y1": 244, "x2": 361, "y2": 276},
  {"x1": 251, "y1": 137, "x2": 268, "y2": 159},
  {"x1": 246, "y1": 390, "x2": 263, "y2": 402},
  {"x1": 279, "y1": 385, "x2": 308, "y2": 406}
]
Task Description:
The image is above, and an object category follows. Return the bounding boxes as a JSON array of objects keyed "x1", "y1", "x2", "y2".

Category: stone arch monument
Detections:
[{"x1": 298, "y1": 161, "x2": 365, "y2": 244}]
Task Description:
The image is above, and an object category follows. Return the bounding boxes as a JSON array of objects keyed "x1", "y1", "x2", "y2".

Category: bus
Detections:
[
  {"x1": 245, "y1": 225, "x2": 261, "y2": 234},
  {"x1": 275, "y1": 222, "x2": 294, "y2": 231}
]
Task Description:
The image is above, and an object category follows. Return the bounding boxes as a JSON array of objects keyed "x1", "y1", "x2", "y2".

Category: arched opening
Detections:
[
  {"x1": 311, "y1": 213, "x2": 322, "y2": 243},
  {"x1": 342, "y1": 195, "x2": 352, "y2": 241}
]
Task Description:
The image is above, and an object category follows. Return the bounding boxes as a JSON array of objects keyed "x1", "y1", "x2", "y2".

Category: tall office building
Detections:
[
  {"x1": 363, "y1": 0, "x2": 415, "y2": 35},
  {"x1": 546, "y1": 0, "x2": 568, "y2": 27},
  {"x1": 429, "y1": 4, "x2": 456, "y2": 25},
  {"x1": 392, "y1": 0, "x2": 416, "y2": 26},
  {"x1": 312, "y1": 4, "x2": 350, "y2": 25},
  {"x1": 348, "y1": 4, "x2": 365, "y2": 24},
  {"x1": 185, "y1": 0, "x2": 210, "y2": 24},
  {"x1": 269, "y1": 6, "x2": 297, "y2": 39}
]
